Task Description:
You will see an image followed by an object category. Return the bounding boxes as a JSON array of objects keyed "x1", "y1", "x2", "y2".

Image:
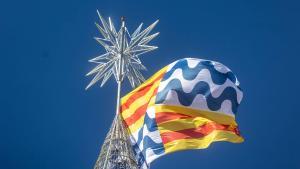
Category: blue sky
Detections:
[{"x1": 1, "y1": 0, "x2": 299, "y2": 169}]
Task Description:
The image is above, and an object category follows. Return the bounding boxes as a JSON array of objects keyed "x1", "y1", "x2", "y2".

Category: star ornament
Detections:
[{"x1": 86, "y1": 10, "x2": 159, "y2": 90}]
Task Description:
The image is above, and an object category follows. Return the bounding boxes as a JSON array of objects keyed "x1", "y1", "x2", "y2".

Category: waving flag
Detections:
[{"x1": 120, "y1": 58, "x2": 243, "y2": 168}]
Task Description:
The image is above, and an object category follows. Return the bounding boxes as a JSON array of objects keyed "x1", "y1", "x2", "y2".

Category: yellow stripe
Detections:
[
  {"x1": 125, "y1": 89, "x2": 161, "y2": 133},
  {"x1": 154, "y1": 105, "x2": 237, "y2": 126},
  {"x1": 126, "y1": 115, "x2": 145, "y2": 134},
  {"x1": 122, "y1": 78, "x2": 162, "y2": 133},
  {"x1": 126, "y1": 86, "x2": 161, "y2": 134},
  {"x1": 126, "y1": 104, "x2": 238, "y2": 136},
  {"x1": 148, "y1": 81, "x2": 158, "y2": 106},
  {"x1": 121, "y1": 80, "x2": 161, "y2": 119},
  {"x1": 127, "y1": 104, "x2": 239, "y2": 135},
  {"x1": 125, "y1": 87, "x2": 161, "y2": 134},
  {"x1": 121, "y1": 66, "x2": 168, "y2": 103},
  {"x1": 164, "y1": 130, "x2": 244, "y2": 153},
  {"x1": 157, "y1": 117, "x2": 213, "y2": 134}
]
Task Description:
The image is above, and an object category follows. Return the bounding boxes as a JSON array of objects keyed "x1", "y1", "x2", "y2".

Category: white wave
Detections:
[
  {"x1": 189, "y1": 94, "x2": 211, "y2": 110},
  {"x1": 144, "y1": 148, "x2": 164, "y2": 164},
  {"x1": 163, "y1": 90, "x2": 210, "y2": 110},
  {"x1": 128, "y1": 109, "x2": 163, "y2": 151},
  {"x1": 138, "y1": 124, "x2": 162, "y2": 150},
  {"x1": 160, "y1": 90, "x2": 236, "y2": 117},
  {"x1": 158, "y1": 68, "x2": 243, "y2": 103},
  {"x1": 212, "y1": 61, "x2": 231, "y2": 73},
  {"x1": 186, "y1": 58, "x2": 201, "y2": 68},
  {"x1": 132, "y1": 117, "x2": 164, "y2": 168},
  {"x1": 220, "y1": 100, "x2": 234, "y2": 115},
  {"x1": 130, "y1": 108, "x2": 161, "y2": 141},
  {"x1": 166, "y1": 58, "x2": 232, "y2": 74},
  {"x1": 146, "y1": 106, "x2": 156, "y2": 118},
  {"x1": 166, "y1": 61, "x2": 177, "y2": 72}
]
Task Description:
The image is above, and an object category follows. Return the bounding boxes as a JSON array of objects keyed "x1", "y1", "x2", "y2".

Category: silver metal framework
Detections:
[{"x1": 86, "y1": 10, "x2": 159, "y2": 169}]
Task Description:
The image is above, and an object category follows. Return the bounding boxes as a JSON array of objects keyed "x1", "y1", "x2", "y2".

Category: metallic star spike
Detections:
[{"x1": 86, "y1": 10, "x2": 159, "y2": 89}]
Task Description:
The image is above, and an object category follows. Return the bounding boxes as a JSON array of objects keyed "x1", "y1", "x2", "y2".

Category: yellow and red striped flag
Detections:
[{"x1": 120, "y1": 58, "x2": 244, "y2": 168}]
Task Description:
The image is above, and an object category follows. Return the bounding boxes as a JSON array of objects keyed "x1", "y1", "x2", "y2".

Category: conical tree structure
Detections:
[{"x1": 94, "y1": 115, "x2": 138, "y2": 169}]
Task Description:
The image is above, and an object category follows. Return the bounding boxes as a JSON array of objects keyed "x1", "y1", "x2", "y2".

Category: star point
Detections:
[{"x1": 86, "y1": 11, "x2": 159, "y2": 90}]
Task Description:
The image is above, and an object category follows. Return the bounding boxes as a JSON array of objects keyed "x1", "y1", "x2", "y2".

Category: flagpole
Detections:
[
  {"x1": 116, "y1": 16, "x2": 126, "y2": 116},
  {"x1": 101, "y1": 17, "x2": 126, "y2": 169}
]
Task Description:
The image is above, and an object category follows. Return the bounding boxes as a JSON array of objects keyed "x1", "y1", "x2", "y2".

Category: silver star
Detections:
[{"x1": 86, "y1": 10, "x2": 159, "y2": 90}]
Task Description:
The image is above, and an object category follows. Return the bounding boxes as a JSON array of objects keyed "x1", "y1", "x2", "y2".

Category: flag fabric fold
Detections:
[{"x1": 120, "y1": 58, "x2": 244, "y2": 168}]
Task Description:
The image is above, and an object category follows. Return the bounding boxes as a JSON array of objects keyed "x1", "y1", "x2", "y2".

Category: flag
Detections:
[{"x1": 120, "y1": 58, "x2": 244, "y2": 168}]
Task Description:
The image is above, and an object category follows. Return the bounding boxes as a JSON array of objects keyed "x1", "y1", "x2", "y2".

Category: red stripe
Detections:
[
  {"x1": 156, "y1": 112, "x2": 192, "y2": 124},
  {"x1": 123, "y1": 103, "x2": 148, "y2": 126},
  {"x1": 161, "y1": 122, "x2": 240, "y2": 144},
  {"x1": 123, "y1": 87, "x2": 159, "y2": 126},
  {"x1": 121, "y1": 73, "x2": 164, "y2": 111},
  {"x1": 121, "y1": 84, "x2": 152, "y2": 111}
]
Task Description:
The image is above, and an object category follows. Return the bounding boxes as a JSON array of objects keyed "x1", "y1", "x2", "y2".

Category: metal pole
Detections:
[
  {"x1": 102, "y1": 17, "x2": 126, "y2": 169},
  {"x1": 116, "y1": 16, "x2": 126, "y2": 115}
]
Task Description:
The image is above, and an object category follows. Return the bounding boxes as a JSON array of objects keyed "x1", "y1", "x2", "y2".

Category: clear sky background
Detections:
[{"x1": 1, "y1": 0, "x2": 299, "y2": 169}]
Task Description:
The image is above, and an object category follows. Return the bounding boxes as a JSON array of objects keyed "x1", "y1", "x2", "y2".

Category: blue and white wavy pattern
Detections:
[
  {"x1": 156, "y1": 58, "x2": 243, "y2": 116},
  {"x1": 130, "y1": 106, "x2": 165, "y2": 168}
]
